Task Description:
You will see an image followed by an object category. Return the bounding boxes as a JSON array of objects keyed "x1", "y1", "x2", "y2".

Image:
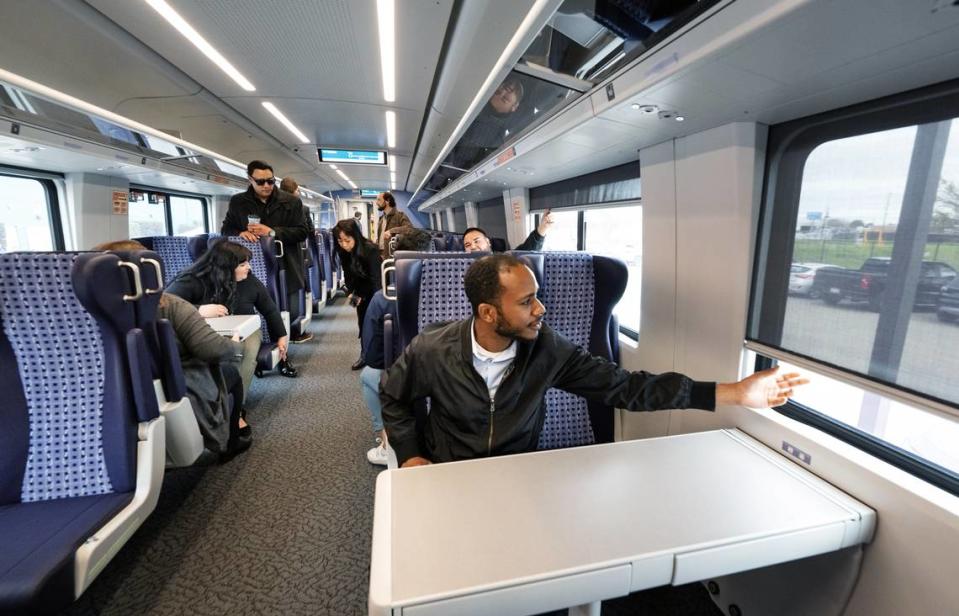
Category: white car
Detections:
[{"x1": 789, "y1": 262, "x2": 833, "y2": 297}]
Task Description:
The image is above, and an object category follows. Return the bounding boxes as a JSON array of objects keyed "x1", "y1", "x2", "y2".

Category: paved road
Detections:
[{"x1": 782, "y1": 295, "x2": 959, "y2": 403}]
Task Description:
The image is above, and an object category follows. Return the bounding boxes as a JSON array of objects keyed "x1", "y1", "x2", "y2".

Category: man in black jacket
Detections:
[
  {"x1": 221, "y1": 160, "x2": 313, "y2": 342},
  {"x1": 381, "y1": 255, "x2": 806, "y2": 467}
]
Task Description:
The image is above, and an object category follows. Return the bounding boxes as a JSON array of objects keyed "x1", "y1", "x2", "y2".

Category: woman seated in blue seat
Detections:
[
  {"x1": 167, "y1": 238, "x2": 295, "y2": 385},
  {"x1": 96, "y1": 240, "x2": 251, "y2": 460},
  {"x1": 333, "y1": 218, "x2": 383, "y2": 370}
]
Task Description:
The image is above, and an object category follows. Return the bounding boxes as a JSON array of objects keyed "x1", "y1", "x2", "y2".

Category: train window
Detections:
[
  {"x1": 584, "y1": 204, "x2": 642, "y2": 336},
  {"x1": 0, "y1": 174, "x2": 60, "y2": 252},
  {"x1": 170, "y1": 195, "x2": 208, "y2": 235},
  {"x1": 129, "y1": 188, "x2": 209, "y2": 237},
  {"x1": 539, "y1": 209, "x2": 580, "y2": 251},
  {"x1": 128, "y1": 191, "x2": 167, "y2": 237},
  {"x1": 750, "y1": 80, "x2": 959, "y2": 493},
  {"x1": 775, "y1": 359, "x2": 959, "y2": 478}
]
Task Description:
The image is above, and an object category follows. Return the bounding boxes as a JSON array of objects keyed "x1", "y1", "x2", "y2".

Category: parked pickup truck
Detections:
[{"x1": 811, "y1": 257, "x2": 957, "y2": 311}]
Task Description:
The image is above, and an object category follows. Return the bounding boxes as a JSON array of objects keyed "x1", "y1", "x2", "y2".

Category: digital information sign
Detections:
[
  {"x1": 360, "y1": 189, "x2": 384, "y2": 197},
  {"x1": 318, "y1": 148, "x2": 387, "y2": 165}
]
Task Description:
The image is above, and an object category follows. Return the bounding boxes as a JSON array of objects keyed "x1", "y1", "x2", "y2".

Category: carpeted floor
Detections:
[{"x1": 62, "y1": 298, "x2": 721, "y2": 616}]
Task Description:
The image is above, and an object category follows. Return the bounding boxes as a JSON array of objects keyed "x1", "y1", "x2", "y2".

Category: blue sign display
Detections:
[
  {"x1": 360, "y1": 189, "x2": 384, "y2": 197},
  {"x1": 318, "y1": 148, "x2": 387, "y2": 165}
]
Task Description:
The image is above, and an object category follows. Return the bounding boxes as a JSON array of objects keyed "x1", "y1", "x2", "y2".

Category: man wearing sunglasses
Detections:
[{"x1": 221, "y1": 159, "x2": 314, "y2": 343}]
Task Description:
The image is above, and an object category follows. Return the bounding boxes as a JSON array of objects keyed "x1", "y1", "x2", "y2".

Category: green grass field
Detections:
[{"x1": 792, "y1": 239, "x2": 959, "y2": 271}]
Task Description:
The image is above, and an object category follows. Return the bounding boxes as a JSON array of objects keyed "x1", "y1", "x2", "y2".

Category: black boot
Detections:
[
  {"x1": 351, "y1": 357, "x2": 365, "y2": 371},
  {"x1": 279, "y1": 358, "x2": 299, "y2": 378}
]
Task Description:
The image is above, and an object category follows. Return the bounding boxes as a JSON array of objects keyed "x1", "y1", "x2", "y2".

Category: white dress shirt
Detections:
[{"x1": 470, "y1": 320, "x2": 517, "y2": 402}]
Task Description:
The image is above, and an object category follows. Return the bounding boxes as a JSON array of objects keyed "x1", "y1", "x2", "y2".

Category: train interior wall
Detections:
[{"x1": 615, "y1": 120, "x2": 959, "y2": 615}]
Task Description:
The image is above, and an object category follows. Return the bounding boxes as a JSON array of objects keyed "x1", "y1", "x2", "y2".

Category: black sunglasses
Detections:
[{"x1": 251, "y1": 177, "x2": 276, "y2": 186}]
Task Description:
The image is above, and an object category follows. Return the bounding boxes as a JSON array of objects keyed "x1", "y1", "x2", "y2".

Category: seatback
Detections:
[
  {"x1": 305, "y1": 231, "x2": 322, "y2": 303},
  {"x1": 0, "y1": 252, "x2": 156, "y2": 505},
  {"x1": 314, "y1": 229, "x2": 333, "y2": 297},
  {"x1": 429, "y1": 231, "x2": 449, "y2": 252},
  {"x1": 446, "y1": 233, "x2": 465, "y2": 251},
  {"x1": 393, "y1": 251, "x2": 545, "y2": 351},
  {"x1": 134, "y1": 235, "x2": 208, "y2": 281},
  {"x1": 394, "y1": 252, "x2": 484, "y2": 349},
  {"x1": 108, "y1": 249, "x2": 186, "y2": 403},
  {"x1": 511, "y1": 251, "x2": 628, "y2": 447},
  {"x1": 490, "y1": 237, "x2": 508, "y2": 252},
  {"x1": 217, "y1": 236, "x2": 284, "y2": 343}
]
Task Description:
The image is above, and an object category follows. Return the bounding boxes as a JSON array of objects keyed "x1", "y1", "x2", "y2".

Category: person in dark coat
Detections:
[
  {"x1": 333, "y1": 218, "x2": 383, "y2": 370},
  {"x1": 168, "y1": 239, "x2": 295, "y2": 382},
  {"x1": 221, "y1": 159, "x2": 313, "y2": 343}
]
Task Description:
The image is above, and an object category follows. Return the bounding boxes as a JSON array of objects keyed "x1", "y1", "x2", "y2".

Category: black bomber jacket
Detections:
[{"x1": 380, "y1": 319, "x2": 716, "y2": 466}]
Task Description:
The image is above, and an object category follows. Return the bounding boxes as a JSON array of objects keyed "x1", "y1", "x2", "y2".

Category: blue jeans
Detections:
[{"x1": 360, "y1": 366, "x2": 384, "y2": 433}]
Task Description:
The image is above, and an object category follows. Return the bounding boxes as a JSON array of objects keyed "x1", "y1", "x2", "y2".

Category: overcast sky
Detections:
[{"x1": 798, "y1": 120, "x2": 959, "y2": 226}]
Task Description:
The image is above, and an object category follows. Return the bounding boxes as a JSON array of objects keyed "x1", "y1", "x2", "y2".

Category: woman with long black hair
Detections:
[
  {"x1": 332, "y1": 218, "x2": 383, "y2": 370},
  {"x1": 168, "y1": 239, "x2": 295, "y2": 387}
]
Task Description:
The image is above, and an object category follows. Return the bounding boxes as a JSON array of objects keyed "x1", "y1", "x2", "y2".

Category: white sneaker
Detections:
[{"x1": 367, "y1": 444, "x2": 388, "y2": 466}]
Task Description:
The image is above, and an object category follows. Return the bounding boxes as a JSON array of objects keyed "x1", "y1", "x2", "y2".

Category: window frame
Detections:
[
  {"x1": 755, "y1": 353, "x2": 959, "y2": 497},
  {"x1": 0, "y1": 166, "x2": 64, "y2": 251},
  {"x1": 129, "y1": 184, "x2": 210, "y2": 237},
  {"x1": 535, "y1": 200, "x2": 642, "y2": 340},
  {"x1": 749, "y1": 78, "x2": 959, "y2": 496}
]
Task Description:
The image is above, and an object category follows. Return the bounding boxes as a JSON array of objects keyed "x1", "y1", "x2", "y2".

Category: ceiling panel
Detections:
[
  {"x1": 86, "y1": 0, "x2": 452, "y2": 156},
  {"x1": 0, "y1": 0, "x2": 196, "y2": 109}
]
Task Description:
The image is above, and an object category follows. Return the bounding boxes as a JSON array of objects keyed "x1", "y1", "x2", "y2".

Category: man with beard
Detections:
[
  {"x1": 375, "y1": 191, "x2": 413, "y2": 256},
  {"x1": 381, "y1": 255, "x2": 807, "y2": 467}
]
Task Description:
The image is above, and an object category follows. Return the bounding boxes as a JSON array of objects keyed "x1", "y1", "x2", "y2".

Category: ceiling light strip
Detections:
[
  {"x1": 385, "y1": 110, "x2": 397, "y2": 148},
  {"x1": 144, "y1": 0, "x2": 256, "y2": 91},
  {"x1": 0, "y1": 67, "x2": 247, "y2": 169},
  {"x1": 412, "y1": 0, "x2": 562, "y2": 199},
  {"x1": 262, "y1": 102, "x2": 310, "y2": 144},
  {"x1": 376, "y1": 0, "x2": 396, "y2": 102}
]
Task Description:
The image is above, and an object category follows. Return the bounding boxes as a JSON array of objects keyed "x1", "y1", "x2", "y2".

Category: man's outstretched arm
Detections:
[{"x1": 716, "y1": 366, "x2": 808, "y2": 408}]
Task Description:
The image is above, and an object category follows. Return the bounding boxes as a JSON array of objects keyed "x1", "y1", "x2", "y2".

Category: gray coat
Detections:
[{"x1": 159, "y1": 293, "x2": 243, "y2": 453}]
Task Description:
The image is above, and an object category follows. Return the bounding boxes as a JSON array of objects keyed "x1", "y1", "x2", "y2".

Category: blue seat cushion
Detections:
[{"x1": 0, "y1": 492, "x2": 133, "y2": 613}]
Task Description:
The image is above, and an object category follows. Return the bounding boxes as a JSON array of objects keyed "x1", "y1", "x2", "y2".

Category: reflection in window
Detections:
[
  {"x1": 538, "y1": 209, "x2": 579, "y2": 251},
  {"x1": 521, "y1": 0, "x2": 701, "y2": 82},
  {"x1": 0, "y1": 176, "x2": 55, "y2": 252},
  {"x1": 584, "y1": 205, "x2": 641, "y2": 335},
  {"x1": 141, "y1": 134, "x2": 183, "y2": 157},
  {"x1": 170, "y1": 196, "x2": 207, "y2": 235},
  {"x1": 425, "y1": 72, "x2": 575, "y2": 192},
  {"x1": 213, "y1": 159, "x2": 248, "y2": 178},
  {"x1": 780, "y1": 120, "x2": 959, "y2": 406},
  {"x1": 89, "y1": 116, "x2": 142, "y2": 146}
]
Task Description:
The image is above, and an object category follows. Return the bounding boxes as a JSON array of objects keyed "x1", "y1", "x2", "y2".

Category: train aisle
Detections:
[{"x1": 64, "y1": 298, "x2": 381, "y2": 616}]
